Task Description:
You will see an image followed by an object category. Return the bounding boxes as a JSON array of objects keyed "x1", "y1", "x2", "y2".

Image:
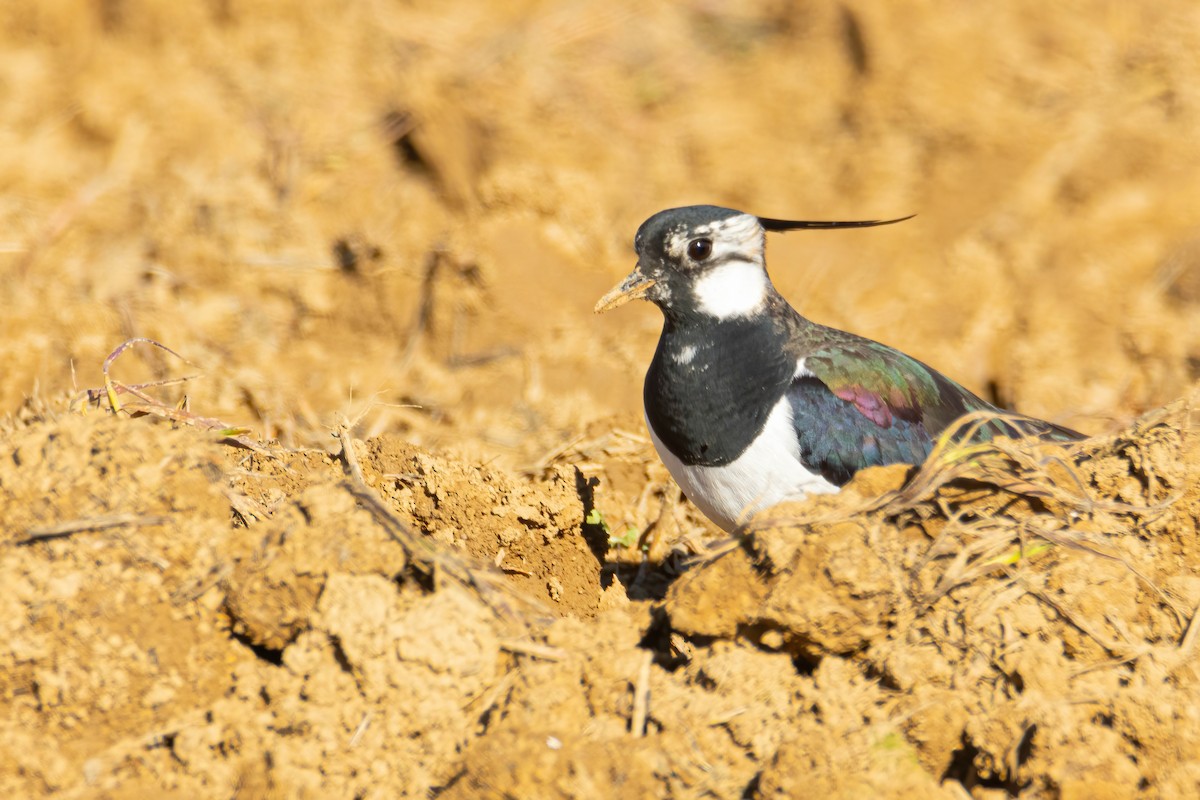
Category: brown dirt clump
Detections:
[
  {"x1": 2, "y1": 397, "x2": 1197, "y2": 797},
  {"x1": 4, "y1": 1, "x2": 1200, "y2": 797},
  {"x1": 666, "y1": 399, "x2": 1200, "y2": 797}
]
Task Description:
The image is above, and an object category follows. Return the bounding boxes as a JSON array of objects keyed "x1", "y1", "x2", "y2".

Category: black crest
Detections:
[{"x1": 757, "y1": 214, "x2": 914, "y2": 232}]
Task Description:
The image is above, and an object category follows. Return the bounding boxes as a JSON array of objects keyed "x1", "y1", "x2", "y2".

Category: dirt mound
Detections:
[
  {"x1": 1, "y1": 395, "x2": 1196, "y2": 797},
  {"x1": 0, "y1": 413, "x2": 601, "y2": 796},
  {"x1": 668, "y1": 399, "x2": 1200, "y2": 796}
]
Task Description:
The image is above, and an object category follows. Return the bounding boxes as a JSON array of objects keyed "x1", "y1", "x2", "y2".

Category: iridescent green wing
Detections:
[{"x1": 789, "y1": 334, "x2": 1080, "y2": 484}]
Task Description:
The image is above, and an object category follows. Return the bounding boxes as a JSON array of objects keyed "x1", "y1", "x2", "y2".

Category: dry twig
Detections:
[
  {"x1": 334, "y1": 422, "x2": 550, "y2": 627},
  {"x1": 498, "y1": 639, "x2": 567, "y2": 661},
  {"x1": 18, "y1": 513, "x2": 169, "y2": 545}
]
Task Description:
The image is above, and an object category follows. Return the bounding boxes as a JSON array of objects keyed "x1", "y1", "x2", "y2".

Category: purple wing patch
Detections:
[{"x1": 833, "y1": 386, "x2": 894, "y2": 428}]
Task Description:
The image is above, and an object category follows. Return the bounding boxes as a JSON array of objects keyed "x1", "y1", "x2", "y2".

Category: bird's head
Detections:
[{"x1": 595, "y1": 205, "x2": 912, "y2": 322}]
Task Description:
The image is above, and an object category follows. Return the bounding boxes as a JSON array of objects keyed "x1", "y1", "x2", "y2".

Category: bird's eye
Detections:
[{"x1": 688, "y1": 238, "x2": 713, "y2": 261}]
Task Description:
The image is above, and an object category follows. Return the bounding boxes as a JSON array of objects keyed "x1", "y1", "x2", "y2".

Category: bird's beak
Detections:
[{"x1": 594, "y1": 265, "x2": 655, "y2": 313}]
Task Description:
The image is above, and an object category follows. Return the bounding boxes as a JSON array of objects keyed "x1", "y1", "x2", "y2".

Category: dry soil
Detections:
[{"x1": 3, "y1": 2, "x2": 1200, "y2": 797}]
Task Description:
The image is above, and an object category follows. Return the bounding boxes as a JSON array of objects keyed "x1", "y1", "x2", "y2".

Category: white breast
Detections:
[{"x1": 646, "y1": 397, "x2": 840, "y2": 532}]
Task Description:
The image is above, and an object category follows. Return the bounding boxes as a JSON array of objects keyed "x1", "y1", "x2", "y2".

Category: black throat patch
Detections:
[{"x1": 644, "y1": 315, "x2": 794, "y2": 467}]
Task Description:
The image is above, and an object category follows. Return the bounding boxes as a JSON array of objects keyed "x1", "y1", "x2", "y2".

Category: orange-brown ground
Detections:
[{"x1": 3, "y1": 2, "x2": 1200, "y2": 797}]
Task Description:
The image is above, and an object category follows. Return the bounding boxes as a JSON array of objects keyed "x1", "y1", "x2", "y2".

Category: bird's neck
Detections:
[{"x1": 644, "y1": 313, "x2": 794, "y2": 467}]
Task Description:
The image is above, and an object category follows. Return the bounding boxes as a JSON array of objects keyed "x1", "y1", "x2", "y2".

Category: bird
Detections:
[{"x1": 594, "y1": 205, "x2": 1083, "y2": 532}]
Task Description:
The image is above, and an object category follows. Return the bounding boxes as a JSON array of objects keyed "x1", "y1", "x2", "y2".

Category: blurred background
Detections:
[{"x1": 3, "y1": 0, "x2": 1199, "y2": 466}]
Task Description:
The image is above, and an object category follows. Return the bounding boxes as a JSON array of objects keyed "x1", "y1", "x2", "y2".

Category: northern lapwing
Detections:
[{"x1": 595, "y1": 205, "x2": 1082, "y2": 532}]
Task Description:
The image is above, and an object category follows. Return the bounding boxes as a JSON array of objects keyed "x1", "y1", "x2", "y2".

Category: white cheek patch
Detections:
[{"x1": 692, "y1": 260, "x2": 770, "y2": 319}]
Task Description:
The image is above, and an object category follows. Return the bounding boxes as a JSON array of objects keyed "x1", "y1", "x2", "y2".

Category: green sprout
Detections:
[
  {"x1": 586, "y1": 508, "x2": 640, "y2": 549},
  {"x1": 984, "y1": 541, "x2": 1054, "y2": 567}
]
